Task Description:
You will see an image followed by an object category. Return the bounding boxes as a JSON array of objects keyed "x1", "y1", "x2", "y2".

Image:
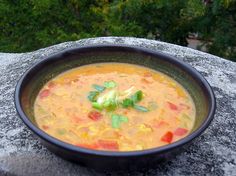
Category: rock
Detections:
[{"x1": 0, "y1": 37, "x2": 235, "y2": 176}]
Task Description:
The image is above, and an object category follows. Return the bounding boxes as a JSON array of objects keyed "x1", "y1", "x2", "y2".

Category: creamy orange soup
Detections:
[{"x1": 34, "y1": 63, "x2": 195, "y2": 151}]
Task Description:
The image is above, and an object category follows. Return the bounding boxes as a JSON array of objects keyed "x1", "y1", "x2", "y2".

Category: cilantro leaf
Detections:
[
  {"x1": 92, "y1": 84, "x2": 106, "y2": 92},
  {"x1": 121, "y1": 98, "x2": 134, "y2": 108},
  {"x1": 92, "y1": 102, "x2": 103, "y2": 110},
  {"x1": 87, "y1": 91, "x2": 99, "y2": 102},
  {"x1": 131, "y1": 90, "x2": 143, "y2": 103},
  {"x1": 104, "y1": 81, "x2": 117, "y2": 88},
  {"x1": 111, "y1": 114, "x2": 129, "y2": 128}
]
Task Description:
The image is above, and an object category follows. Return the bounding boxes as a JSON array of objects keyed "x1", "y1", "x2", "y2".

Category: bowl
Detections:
[{"x1": 14, "y1": 45, "x2": 216, "y2": 171}]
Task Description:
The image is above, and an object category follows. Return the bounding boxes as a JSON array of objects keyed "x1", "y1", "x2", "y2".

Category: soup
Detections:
[{"x1": 34, "y1": 63, "x2": 195, "y2": 151}]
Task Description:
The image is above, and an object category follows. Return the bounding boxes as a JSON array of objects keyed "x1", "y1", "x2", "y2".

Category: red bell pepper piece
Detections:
[
  {"x1": 48, "y1": 81, "x2": 56, "y2": 89},
  {"x1": 161, "y1": 131, "x2": 173, "y2": 143},
  {"x1": 39, "y1": 89, "x2": 50, "y2": 99},
  {"x1": 88, "y1": 111, "x2": 103, "y2": 121},
  {"x1": 167, "y1": 102, "x2": 178, "y2": 111},
  {"x1": 98, "y1": 140, "x2": 119, "y2": 150},
  {"x1": 42, "y1": 125, "x2": 49, "y2": 130},
  {"x1": 76, "y1": 143, "x2": 99, "y2": 150},
  {"x1": 174, "y1": 128, "x2": 188, "y2": 136}
]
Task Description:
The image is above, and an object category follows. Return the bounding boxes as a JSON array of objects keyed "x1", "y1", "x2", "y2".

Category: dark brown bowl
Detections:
[{"x1": 14, "y1": 45, "x2": 216, "y2": 171}]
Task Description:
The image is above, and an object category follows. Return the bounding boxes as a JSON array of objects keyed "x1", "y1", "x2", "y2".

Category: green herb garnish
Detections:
[
  {"x1": 131, "y1": 90, "x2": 143, "y2": 103},
  {"x1": 92, "y1": 102, "x2": 103, "y2": 110},
  {"x1": 134, "y1": 104, "x2": 149, "y2": 112},
  {"x1": 103, "y1": 99, "x2": 117, "y2": 111},
  {"x1": 104, "y1": 81, "x2": 117, "y2": 88},
  {"x1": 87, "y1": 91, "x2": 99, "y2": 102},
  {"x1": 121, "y1": 98, "x2": 134, "y2": 108},
  {"x1": 92, "y1": 84, "x2": 106, "y2": 92},
  {"x1": 111, "y1": 114, "x2": 129, "y2": 128}
]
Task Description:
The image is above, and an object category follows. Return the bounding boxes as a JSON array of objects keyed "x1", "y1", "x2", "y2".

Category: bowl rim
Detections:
[{"x1": 14, "y1": 44, "x2": 216, "y2": 157}]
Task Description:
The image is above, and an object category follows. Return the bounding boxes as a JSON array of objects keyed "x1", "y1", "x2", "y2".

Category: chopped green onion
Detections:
[
  {"x1": 111, "y1": 114, "x2": 120, "y2": 128},
  {"x1": 103, "y1": 99, "x2": 117, "y2": 111},
  {"x1": 134, "y1": 104, "x2": 149, "y2": 112},
  {"x1": 131, "y1": 90, "x2": 143, "y2": 103},
  {"x1": 104, "y1": 81, "x2": 117, "y2": 88},
  {"x1": 87, "y1": 91, "x2": 99, "y2": 102},
  {"x1": 92, "y1": 102, "x2": 103, "y2": 110},
  {"x1": 111, "y1": 114, "x2": 129, "y2": 128},
  {"x1": 121, "y1": 98, "x2": 134, "y2": 108},
  {"x1": 92, "y1": 84, "x2": 106, "y2": 92}
]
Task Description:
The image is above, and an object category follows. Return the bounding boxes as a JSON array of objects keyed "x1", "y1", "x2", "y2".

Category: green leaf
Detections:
[
  {"x1": 92, "y1": 102, "x2": 103, "y2": 110},
  {"x1": 121, "y1": 98, "x2": 134, "y2": 108},
  {"x1": 103, "y1": 99, "x2": 117, "y2": 111},
  {"x1": 131, "y1": 90, "x2": 143, "y2": 103},
  {"x1": 92, "y1": 84, "x2": 106, "y2": 92},
  {"x1": 111, "y1": 114, "x2": 128, "y2": 128},
  {"x1": 134, "y1": 104, "x2": 149, "y2": 112},
  {"x1": 104, "y1": 81, "x2": 117, "y2": 88},
  {"x1": 111, "y1": 114, "x2": 121, "y2": 128},
  {"x1": 87, "y1": 91, "x2": 99, "y2": 102}
]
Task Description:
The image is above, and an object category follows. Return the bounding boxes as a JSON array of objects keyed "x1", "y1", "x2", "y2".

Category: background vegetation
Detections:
[{"x1": 0, "y1": 0, "x2": 235, "y2": 61}]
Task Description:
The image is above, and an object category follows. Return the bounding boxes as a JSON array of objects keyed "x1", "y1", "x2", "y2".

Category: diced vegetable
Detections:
[
  {"x1": 92, "y1": 84, "x2": 106, "y2": 92},
  {"x1": 161, "y1": 131, "x2": 173, "y2": 143},
  {"x1": 92, "y1": 102, "x2": 103, "y2": 110},
  {"x1": 167, "y1": 102, "x2": 178, "y2": 110},
  {"x1": 111, "y1": 114, "x2": 128, "y2": 128},
  {"x1": 131, "y1": 90, "x2": 143, "y2": 103},
  {"x1": 111, "y1": 114, "x2": 120, "y2": 128},
  {"x1": 104, "y1": 81, "x2": 117, "y2": 88},
  {"x1": 48, "y1": 81, "x2": 56, "y2": 89},
  {"x1": 134, "y1": 104, "x2": 149, "y2": 112},
  {"x1": 138, "y1": 124, "x2": 153, "y2": 132},
  {"x1": 121, "y1": 98, "x2": 134, "y2": 108},
  {"x1": 42, "y1": 125, "x2": 49, "y2": 130},
  {"x1": 39, "y1": 89, "x2": 50, "y2": 99},
  {"x1": 87, "y1": 91, "x2": 99, "y2": 102},
  {"x1": 76, "y1": 143, "x2": 99, "y2": 150},
  {"x1": 174, "y1": 128, "x2": 188, "y2": 136},
  {"x1": 103, "y1": 99, "x2": 117, "y2": 111},
  {"x1": 98, "y1": 140, "x2": 119, "y2": 150},
  {"x1": 88, "y1": 111, "x2": 103, "y2": 121}
]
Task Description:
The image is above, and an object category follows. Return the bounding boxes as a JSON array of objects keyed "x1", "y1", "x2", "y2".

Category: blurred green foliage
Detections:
[{"x1": 0, "y1": 0, "x2": 235, "y2": 61}]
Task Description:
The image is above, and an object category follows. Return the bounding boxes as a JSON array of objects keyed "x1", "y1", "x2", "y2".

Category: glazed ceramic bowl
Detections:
[{"x1": 15, "y1": 45, "x2": 216, "y2": 171}]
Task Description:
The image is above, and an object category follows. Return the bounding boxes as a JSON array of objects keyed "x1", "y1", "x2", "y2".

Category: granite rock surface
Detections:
[{"x1": 0, "y1": 37, "x2": 235, "y2": 176}]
